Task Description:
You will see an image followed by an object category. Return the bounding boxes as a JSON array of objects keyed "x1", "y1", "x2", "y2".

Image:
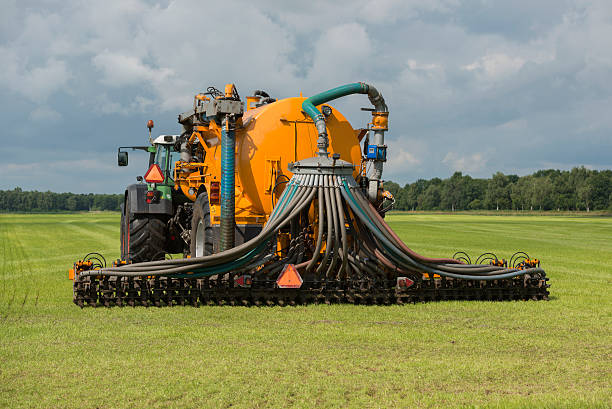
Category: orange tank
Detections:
[{"x1": 175, "y1": 96, "x2": 363, "y2": 224}]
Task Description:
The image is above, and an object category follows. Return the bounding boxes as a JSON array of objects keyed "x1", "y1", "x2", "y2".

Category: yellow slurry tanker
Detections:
[{"x1": 70, "y1": 83, "x2": 549, "y2": 307}]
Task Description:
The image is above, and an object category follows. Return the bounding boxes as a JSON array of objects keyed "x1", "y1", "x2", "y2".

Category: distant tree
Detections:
[
  {"x1": 468, "y1": 199, "x2": 483, "y2": 210},
  {"x1": 485, "y1": 172, "x2": 511, "y2": 210},
  {"x1": 510, "y1": 176, "x2": 531, "y2": 211},
  {"x1": 588, "y1": 172, "x2": 612, "y2": 210},
  {"x1": 420, "y1": 184, "x2": 441, "y2": 210},
  {"x1": 441, "y1": 171, "x2": 464, "y2": 211},
  {"x1": 0, "y1": 188, "x2": 123, "y2": 213},
  {"x1": 530, "y1": 176, "x2": 554, "y2": 211},
  {"x1": 577, "y1": 179, "x2": 594, "y2": 212},
  {"x1": 406, "y1": 179, "x2": 427, "y2": 210}
]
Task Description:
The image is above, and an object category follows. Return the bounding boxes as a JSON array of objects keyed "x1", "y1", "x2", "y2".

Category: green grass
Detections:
[{"x1": 0, "y1": 213, "x2": 610, "y2": 409}]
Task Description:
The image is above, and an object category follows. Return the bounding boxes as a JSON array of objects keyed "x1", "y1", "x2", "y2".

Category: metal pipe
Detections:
[
  {"x1": 301, "y1": 82, "x2": 388, "y2": 202},
  {"x1": 364, "y1": 84, "x2": 388, "y2": 202}
]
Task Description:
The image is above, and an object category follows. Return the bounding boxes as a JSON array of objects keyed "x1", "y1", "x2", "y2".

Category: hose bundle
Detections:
[{"x1": 82, "y1": 172, "x2": 545, "y2": 283}]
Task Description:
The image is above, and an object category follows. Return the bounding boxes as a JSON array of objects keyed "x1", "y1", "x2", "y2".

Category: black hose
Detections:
[
  {"x1": 335, "y1": 184, "x2": 348, "y2": 278},
  {"x1": 325, "y1": 175, "x2": 341, "y2": 279},
  {"x1": 317, "y1": 176, "x2": 334, "y2": 275},
  {"x1": 86, "y1": 180, "x2": 316, "y2": 276},
  {"x1": 340, "y1": 178, "x2": 542, "y2": 281},
  {"x1": 306, "y1": 186, "x2": 325, "y2": 272}
]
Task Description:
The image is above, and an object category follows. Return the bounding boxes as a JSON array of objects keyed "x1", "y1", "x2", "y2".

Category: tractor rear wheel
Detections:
[
  {"x1": 121, "y1": 196, "x2": 167, "y2": 262},
  {"x1": 190, "y1": 192, "x2": 214, "y2": 257}
]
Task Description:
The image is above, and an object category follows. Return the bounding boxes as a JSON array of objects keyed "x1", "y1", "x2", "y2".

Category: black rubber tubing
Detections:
[
  {"x1": 340, "y1": 178, "x2": 545, "y2": 281},
  {"x1": 306, "y1": 186, "x2": 325, "y2": 272},
  {"x1": 83, "y1": 181, "x2": 317, "y2": 276}
]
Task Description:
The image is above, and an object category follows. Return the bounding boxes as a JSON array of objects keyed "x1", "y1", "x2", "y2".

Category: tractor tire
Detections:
[
  {"x1": 121, "y1": 196, "x2": 167, "y2": 263},
  {"x1": 120, "y1": 203, "x2": 126, "y2": 259},
  {"x1": 190, "y1": 192, "x2": 214, "y2": 257}
]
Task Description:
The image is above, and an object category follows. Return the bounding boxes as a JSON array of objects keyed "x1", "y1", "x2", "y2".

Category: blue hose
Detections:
[{"x1": 220, "y1": 116, "x2": 235, "y2": 251}]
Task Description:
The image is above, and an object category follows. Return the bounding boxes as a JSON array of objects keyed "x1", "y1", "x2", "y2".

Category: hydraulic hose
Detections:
[{"x1": 88, "y1": 186, "x2": 316, "y2": 277}]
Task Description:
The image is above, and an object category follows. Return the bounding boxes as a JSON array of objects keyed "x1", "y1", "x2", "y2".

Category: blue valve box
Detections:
[{"x1": 366, "y1": 145, "x2": 387, "y2": 161}]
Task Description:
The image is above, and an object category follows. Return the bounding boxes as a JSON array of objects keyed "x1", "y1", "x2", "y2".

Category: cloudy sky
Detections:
[{"x1": 1, "y1": 0, "x2": 611, "y2": 193}]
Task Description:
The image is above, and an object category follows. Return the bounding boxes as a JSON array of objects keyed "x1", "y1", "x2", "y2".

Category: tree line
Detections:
[
  {"x1": 1, "y1": 166, "x2": 610, "y2": 213},
  {"x1": 0, "y1": 188, "x2": 122, "y2": 212},
  {"x1": 385, "y1": 167, "x2": 612, "y2": 212}
]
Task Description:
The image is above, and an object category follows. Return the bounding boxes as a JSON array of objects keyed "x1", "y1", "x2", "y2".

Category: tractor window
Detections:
[
  {"x1": 170, "y1": 151, "x2": 181, "y2": 166},
  {"x1": 155, "y1": 146, "x2": 170, "y2": 171}
]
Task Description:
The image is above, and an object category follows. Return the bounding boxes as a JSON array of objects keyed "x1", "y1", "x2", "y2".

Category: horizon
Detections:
[{"x1": 2, "y1": 165, "x2": 609, "y2": 195}]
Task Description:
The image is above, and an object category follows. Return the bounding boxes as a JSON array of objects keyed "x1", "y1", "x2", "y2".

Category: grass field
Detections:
[{"x1": 0, "y1": 213, "x2": 610, "y2": 408}]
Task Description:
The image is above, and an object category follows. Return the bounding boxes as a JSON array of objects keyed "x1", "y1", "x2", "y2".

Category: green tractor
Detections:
[{"x1": 117, "y1": 130, "x2": 189, "y2": 263}]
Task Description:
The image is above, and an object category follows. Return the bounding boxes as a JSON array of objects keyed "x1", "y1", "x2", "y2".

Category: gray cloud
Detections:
[{"x1": 0, "y1": 0, "x2": 611, "y2": 193}]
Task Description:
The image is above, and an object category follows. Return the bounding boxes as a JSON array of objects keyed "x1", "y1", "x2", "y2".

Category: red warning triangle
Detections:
[
  {"x1": 144, "y1": 164, "x2": 164, "y2": 183},
  {"x1": 276, "y1": 264, "x2": 303, "y2": 288}
]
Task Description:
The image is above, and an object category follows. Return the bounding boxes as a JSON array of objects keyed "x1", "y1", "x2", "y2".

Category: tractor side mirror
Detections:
[{"x1": 118, "y1": 151, "x2": 128, "y2": 166}]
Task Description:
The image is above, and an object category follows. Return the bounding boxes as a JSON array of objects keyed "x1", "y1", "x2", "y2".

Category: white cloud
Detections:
[
  {"x1": 496, "y1": 118, "x2": 527, "y2": 130},
  {"x1": 388, "y1": 148, "x2": 422, "y2": 168},
  {"x1": 406, "y1": 59, "x2": 440, "y2": 71},
  {"x1": 463, "y1": 53, "x2": 526, "y2": 78},
  {"x1": 442, "y1": 152, "x2": 488, "y2": 174},
  {"x1": 309, "y1": 23, "x2": 372, "y2": 84},
  {"x1": 0, "y1": 50, "x2": 71, "y2": 101},
  {"x1": 92, "y1": 51, "x2": 173, "y2": 87},
  {"x1": 29, "y1": 106, "x2": 62, "y2": 122}
]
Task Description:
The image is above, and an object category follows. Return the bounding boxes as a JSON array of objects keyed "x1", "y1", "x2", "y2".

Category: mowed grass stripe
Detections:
[
  {"x1": 0, "y1": 217, "x2": 117, "y2": 274},
  {"x1": 0, "y1": 212, "x2": 610, "y2": 409}
]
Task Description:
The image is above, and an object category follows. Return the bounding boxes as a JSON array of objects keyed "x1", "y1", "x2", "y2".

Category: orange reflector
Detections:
[
  {"x1": 209, "y1": 181, "x2": 220, "y2": 205},
  {"x1": 144, "y1": 164, "x2": 164, "y2": 183},
  {"x1": 68, "y1": 268, "x2": 75, "y2": 280},
  {"x1": 396, "y1": 277, "x2": 414, "y2": 288},
  {"x1": 276, "y1": 264, "x2": 303, "y2": 288}
]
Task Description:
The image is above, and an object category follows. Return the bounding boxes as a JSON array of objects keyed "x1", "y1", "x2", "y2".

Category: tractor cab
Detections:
[
  {"x1": 150, "y1": 135, "x2": 180, "y2": 185},
  {"x1": 117, "y1": 134, "x2": 179, "y2": 184}
]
